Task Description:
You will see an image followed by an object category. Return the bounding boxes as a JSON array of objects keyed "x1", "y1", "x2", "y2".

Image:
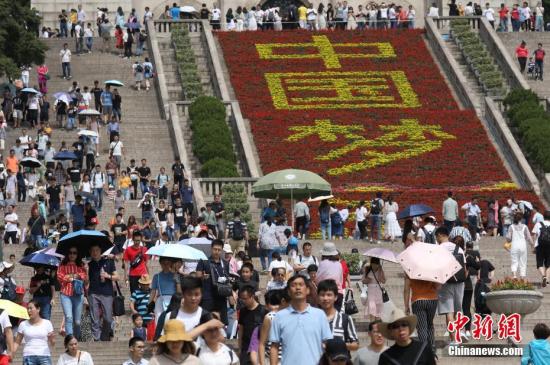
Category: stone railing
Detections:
[
  {"x1": 430, "y1": 15, "x2": 482, "y2": 30},
  {"x1": 477, "y1": 18, "x2": 530, "y2": 91},
  {"x1": 145, "y1": 20, "x2": 170, "y2": 119},
  {"x1": 152, "y1": 19, "x2": 204, "y2": 33},
  {"x1": 198, "y1": 177, "x2": 259, "y2": 197},
  {"x1": 425, "y1": 17, "x2": 477, "y2": 111}
]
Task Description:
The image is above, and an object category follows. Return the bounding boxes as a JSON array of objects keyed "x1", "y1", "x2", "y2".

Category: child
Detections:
[
  {"x1": 521, "y1": 323, "x2": 550, "y2": 365},
  {"x1": 284, "y1": 228, "x2": 299, "y2": 259},
  {"x1": 129, "y1": 274, "x2": 154, "y2": 339},
  {"x1": 131, "y1": 313, "x2": 147, "y2": 341},
  {"x1": 66, "y1": 102, "x2": 77, "y2": 130},
  {"x1": 56, "y1": 214, "x2": 70, "y2": 238},
  {"x1": 106, "y1": 184, "x2": 117, "y2": 202},
  {"x1": 528, "y1": 56, "x2": 536, "y2": 78}
]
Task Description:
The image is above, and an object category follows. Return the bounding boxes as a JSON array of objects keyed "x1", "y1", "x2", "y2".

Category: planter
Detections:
[{"x1": 485, "y1": 290, "x2": 543, "y2": 315}]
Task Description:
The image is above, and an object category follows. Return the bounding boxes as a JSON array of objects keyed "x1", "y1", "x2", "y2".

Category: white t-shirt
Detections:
[
  {"x1": 533, "y1": 212, "x2": 544, "y2": 226},
  {"x1": 60, "y1": 49, "x2": 71, "y2": 63},
  {"x1": 197, "y1": 343, "x2": 238, "y2": 365},
  {"x1": 17, "y1": 319, "x2": 54, "y2": 357},
  {"x1": 0, "y1": 311, "x2": 11, "y2": 355},
  {"x1": 462, "y1": 202, "x2": 481, "y2": 217},
  {"x1": 211, "y1": 8, "x2": 221, "y2": 20},
  {"x1": 5, "y1": 212, "x2": 18, "y2": 232},
  {"x1": 355, "y1": 207, "x2": 367, "y2": 222},
  {"x1": 57, "y1": 351, "x2": 95, "y2": 365},
  {"x1": 439, "y1": 241, "x2": 466, "y2": 263},
  {"x1": 176, "y1": 307, "x2": 203, "y2": 332},
  {"x1": 109, "y1": 141, "x2": 123, "y2": 156},
  {"x1": 84, "y1": 28, "x2": 94, "y2": 38},
  {"x1": 483, "y1": 8, "x2": 495, "y2": 21},
  {"x1": 294, "y1": 254, "x2": 318, "y2": 269}
]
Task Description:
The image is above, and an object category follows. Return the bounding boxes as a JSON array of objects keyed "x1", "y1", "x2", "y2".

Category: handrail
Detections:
[{"x1": 145, "y1": 20, "x2": 170, "y2": 119}]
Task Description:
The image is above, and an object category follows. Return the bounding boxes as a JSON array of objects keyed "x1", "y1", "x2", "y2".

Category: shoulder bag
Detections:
[
  {"x1": 372, "y1": 269, "x2": 390, "y2": 303},
  {"x1": 342, "y1": 288, "x2": 358, "y2": 315},
  {"x1": 210, "y1": 262, "x2": 233, "y2": 297},
  {"x1": 113, "y1": 281, "x2": 126, "y2": 316}
]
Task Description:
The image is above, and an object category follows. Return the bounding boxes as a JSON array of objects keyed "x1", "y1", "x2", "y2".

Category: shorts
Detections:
[
  {"x1": 437, "y1": 282, "x2": 464, "y2": 315},
  {"x1": 229, "y1": 238, "x2": 246, "y2": 253},
  {"x1": 13, "y1": 110, "x2": 23, "y2": 119},
  {"x1": 102, "y1": 105, "x2": 113, "y2": 115},
  {"x1": 536, "y1": 244, "x2": 550, "y2": 268}
]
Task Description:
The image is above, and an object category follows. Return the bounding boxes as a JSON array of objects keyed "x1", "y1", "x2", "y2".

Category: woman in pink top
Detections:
[
  {"x1": 37, "y1": 64, "x2": 49, "y2": 94},
  {"x1": 316, "y1": 242, "x2": 344, "y2": 307},
  {"x1": 516, "y1": 40, "x2": 529, "y2": 73}
]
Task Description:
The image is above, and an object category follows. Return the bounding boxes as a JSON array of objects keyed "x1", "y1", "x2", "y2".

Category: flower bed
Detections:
[{"x1": 217, "y1": 30, "x2": 541, "y2": 229}]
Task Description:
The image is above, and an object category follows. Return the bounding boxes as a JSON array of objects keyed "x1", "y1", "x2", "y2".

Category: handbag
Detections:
[
  {"x1": 72, "y1": 279, "x2": 84, "y2": 296},
  {"x1": 113, "y1": 281, "x2": 126, "y2": 316},
  {"x1": 343, "y1": 288, "x2": 358, "y2": 315},
  {"x1": 373, "y1": 269, "x2": 390, "y2": 303},
  {"x1": 210, "y1": 263, "x2": 233, "y2": 297}
]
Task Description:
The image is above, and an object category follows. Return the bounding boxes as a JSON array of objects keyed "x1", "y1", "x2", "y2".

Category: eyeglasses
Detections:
[{"x1": 389, "y1": 322, "x2": 409, "y2": 330}]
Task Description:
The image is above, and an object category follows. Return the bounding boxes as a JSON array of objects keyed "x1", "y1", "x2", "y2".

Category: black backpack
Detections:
[
  {"x1": 0, "y1": 312, "x2": 6, "y2": 353},
  {"x1": 447, "y1": 245, "x2": 467, "y2": 283},
  {"x1": 1, "y1": 278, "x2": 16, "y2": 301},
  {"x1": 232, "y1": 221, "x2": 245, "y2": 241},
  {"x1": 371, "y1": 199, "x2": 382, "y2": 215},
  {"x1": 539, "y1": 224, "x2": 550, "y2": 248},
  {"x1": 421, "y1": 227, "x2": 436, "y2": 244},
  {"x1": 135, "y1": 64, "x2": 144, "y2": 73}
]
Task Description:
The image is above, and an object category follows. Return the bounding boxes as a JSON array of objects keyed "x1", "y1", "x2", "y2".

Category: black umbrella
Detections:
[{"x1": 20, "y1": 157, "x2": 42, "y2": 168}]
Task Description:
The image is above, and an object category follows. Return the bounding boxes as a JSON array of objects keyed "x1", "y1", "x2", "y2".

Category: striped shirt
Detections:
[
  {"x1": 57, "y1": 262, "x2": 88, "y2": 296},
  {"x1": 449, "y1": 226, "x2": 472, "y2": 243},
  {"x1": 329, "y1": 311, "x2": 358, "y2": 344},
  {"x1": 130, "y1": 289, "x2": 153, "y2": 323}
]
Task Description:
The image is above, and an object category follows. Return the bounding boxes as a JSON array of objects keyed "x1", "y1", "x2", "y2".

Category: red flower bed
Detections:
[{"x1": 217, "y1": 30, "x2": 542, "y2": 226}]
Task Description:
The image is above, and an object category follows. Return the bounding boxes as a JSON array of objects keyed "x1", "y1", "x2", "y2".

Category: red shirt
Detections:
[
  {"x1": 511, "y1": 8, "x2": 520, "y2": 20},
  {"x1": 57, "y1": 262, "x2": 88, "y2": 296},
  {"x1": 498, "y1": 7, "x2": 509, "y2": 19},
  {"x1": 535, "y1": 49, "x2": 546, "y2": 61},
  {"x1": 516, "y1": 46, "x2": 529, "y2": 58},
  {"x1": 123, "y1": 245, "x2": 148, "y2": 277},
  {"x1": 341, "y1": 260, "x2": 350, "y2": 289}
]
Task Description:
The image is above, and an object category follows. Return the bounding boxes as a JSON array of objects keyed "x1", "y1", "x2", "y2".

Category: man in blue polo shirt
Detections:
[
  {"x1": 171, "y1": 2, "x2": 181, "y2": 19},
  {"x1": 269, "y1": 274, "x2": 332, "y2": 365}
]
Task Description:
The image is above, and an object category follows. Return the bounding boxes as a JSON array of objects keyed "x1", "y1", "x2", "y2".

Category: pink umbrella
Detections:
[
  {"x1": 363, "y1": 247, "x2": 398, "y2": 263},
  {"x1": 397, "y1": 242, "x2": 461, "y2": 284}
]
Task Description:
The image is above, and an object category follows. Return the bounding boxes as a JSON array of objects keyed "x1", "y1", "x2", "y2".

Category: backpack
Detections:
[
  {"x1": 319, "y1": 206, "x2": 330, "y2": 224},
  {"x1": 144, "y1": 64, "x2": 152, "y2": 74},
  {"x1": 539, "y1": 224, "x2": 550, "y2": 247},
  {"x1": 231, "y1": 221, "x2": 245, "y2": 241},
  {"x1": 267, "y1": 10, "x2": 275, "y2": 22},
  {"x1": 331, "y1": 211, "x2": 342, "y2": 225},
  {"x1": 298, "y1": 255, "x2": 318, "y2": 266},
  {"x1": 421, "y1": 227, "x2": 436, "y2": 244},
  {"x1": 1, "y1": 277, "x2": 16, "y2": 301},
  {"x1": 371, "y1": 198, "x2": 382, "y2": 215},
  {"x1": 135, "y1": 64, "x2": 144, "y2": 73},
  {"x1": 79, "y1": 26, "x2": 84, "y2": 37},
  {"x1": 447, "y1": 245, "x2": 467, "y2": 283}
]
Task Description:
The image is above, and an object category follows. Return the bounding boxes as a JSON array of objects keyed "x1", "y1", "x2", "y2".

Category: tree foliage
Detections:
[{"x1": 0, "y1": 0, "x2": 46, "y2": 78}]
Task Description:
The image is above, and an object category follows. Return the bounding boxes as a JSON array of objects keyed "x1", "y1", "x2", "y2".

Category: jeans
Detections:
[
  {"x1": 122, "y1": 188, "x2": 130, "y2": 201},
  {"x1": 23, "y1": 356, "x2": 52, "y2": 365},
  {"x1": 65, "y1": 201, "x2": 74, "y2": 218},
  {"x1": 321, "y1": 221, "x2": 331, "y2": 240},
  {"x1": 21, "y1": 74, "x2": 29, "y2": 88},
  {"x1": 33, "y1": 296, "x2": 52, "y2": 320},
  {"x1": 136, "y1": 42, "x2": 144, "y2": 56},
  {"x1": 259, "y1": 247, "x2": 273, "y2": 270},
  {"x1": 75, "y1": 37, "x2": 83, "y2": 54},
  {"x1": 226, "y1": 307, "x2": 237, "y2": 338},
  {"x1": 443, "y1": 219, "x2": 456, "y2": 232},
  {"x1": 498, "y1": 17, "x2": 508, "y2": 32},
  {"x1": 67, "y1": 117, "x2": 76, "y2": 129},
  {"x1": 370, "y1": 215, "x2": 382, "y2": 240},
  {"x1": 90, "y1": 293, "x2": 113, "y2": 341},
  {"x1": 94, "y1": 188, "x2": 103, "y2": 211},
  {"x1": 140, "y1": 181, "x2": 148, "y2": 197},
  {"x1": 85, "y1": 37, "x2": 93, "y2": 51},
  {"x1": 107, "y1": 174, "x2": 115, "y2": 186},
  {"x1": 60, "y1": 293, "x2": 83, "y2": 339},
  {"x1": 512, "y1": 18, "x2": 520, "y2": 32},
  {"x1": 536, "y1": 60, "x2": 544, "y2": 80},
  {"x1": 49, "y1": 202, "x2": 60, "y2": 214},
  {"x1": 62, "y1": 62, "x2": 71, "y2": 78},
  {"x1": 60, "y1": 22, "x2": 68, "y2": 37},
  {"x1": 31, "y1": 234, "x2": 44, "y2": 248},
  {"x1": 536, "y1": 15, "x2": 544, "y2": 31}
]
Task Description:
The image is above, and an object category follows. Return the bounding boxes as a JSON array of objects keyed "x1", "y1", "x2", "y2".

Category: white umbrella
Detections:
[
  {"x1": 147, "y1": 244, "x2": 207, "y2": 260},
  {"x1": 180, "y1": 5, "x2": 198, "y2": 13},
  {"x1": 308, "y1": 195, "x2": 334, "y2": 202},
  {"x1": 77, "y1": 129, "x2": 98, "y2": 137},
  {"x1": 78, "y1": 109, "x2": 101, "y2": 116}
]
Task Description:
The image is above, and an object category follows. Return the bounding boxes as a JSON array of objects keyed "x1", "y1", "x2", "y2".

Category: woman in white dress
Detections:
[
  {"x1": 248, "y1": 7, "x2": 258, "y2": 30},
  {"x1": 346, "y1": 6, "x2": 357, "y2": 30},
  {"x1": 318, "y1": 3, "x2": 327, "y2": 29},
  {"x1": 273, "y1": 8, "x2": 283, "y2": 31},
  {"x1": 235, "y1": 6, "x2": 245, "y2": 31},
  {"x1": 383, "y1": 196, "x2": 401, "y2": 242}
]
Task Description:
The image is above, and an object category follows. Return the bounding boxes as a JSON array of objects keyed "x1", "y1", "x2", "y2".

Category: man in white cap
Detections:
[{"x1": 378, "y1": 305, "x2": 436, "y2": 364}]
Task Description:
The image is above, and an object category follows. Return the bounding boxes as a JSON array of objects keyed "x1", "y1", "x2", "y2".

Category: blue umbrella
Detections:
[
  {"x1": 397, "y1": 204, "x2": 434, "y2": 220},
  {"x1": 147, "y1": 244, "x2": 207, "y2": 261},
  {"x1": 56, "y1": 230, "x2": 113, "y2": 256},
  {"x1": 21, "y1": 87, "x2": 40, "y2": 94},
  {"x1": 53, "y1": 151, "x2": 77, "y2": 161},
  {"x1": 20, "y1": 251, "x2": 60, "y2": 268}
]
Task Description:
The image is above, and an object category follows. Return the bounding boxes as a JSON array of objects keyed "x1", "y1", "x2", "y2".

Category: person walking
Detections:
[
  {"x1": 57, "y1": 335, "x2": 94, "y2": 365},
  {"x1": 383, "y1": 196, "x2": 400, "y2": 242},
  {"x1": 521, "y1": 323, "x2": 550, "y2": 365},
  {"x1": 29, "y1": 266, "x2": 55, "y2": 320},
  {"x1": 60, "y1": 43, "x2": 72, "y2": 80},
  {"x1": 516, "y1": 41, "x2": 530, "y2": 73},
  {"x1": 269, "y1": 275, "x2": 333, "y2": 365},
  {"x1": 362, "y1": 258, "x2": 386, "y2": 322},
  {"x1": 442, "y1": 191, "x2": 458, "y2": 231},
  {"x1": 149, "y1": 320, "x2": 201, "y2": 365},
  {"x1": 355, "y1": 201, "x2": 369, "y2": 240},
  {"x1": 370, "y1": 193, "x2": 384, "y2": 243},
  {"x1": 506, "y1": 212, "x2": 534, "y2": 279},
  {"x1": 57, "y1": 246, "x2": 87, "y2": 340},
  {"x1": 534, "y1": 43, "x2": 545, "y2": 81},
  {"x1": 531, "y1": 210, "x2": 550, "y2": 287},
  {"x1": 13, "y1": 301, "x2": 55, "y2": 365}
]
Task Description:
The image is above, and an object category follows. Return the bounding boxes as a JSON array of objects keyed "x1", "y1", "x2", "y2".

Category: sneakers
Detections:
[
  {"x1": 543, "y1": 277, "x2": 547, "y2": 288},
  {"x1": 465, "y1": 330, "x2": 471, "y2": 338},
  {"x1": 460, "y1": 331, "x2": 469, "y2": 343}
]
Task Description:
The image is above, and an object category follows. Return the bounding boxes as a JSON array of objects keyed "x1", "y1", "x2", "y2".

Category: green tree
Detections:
[{"x1": 0, "y1": 0, "x2": 46, "y2": 78}]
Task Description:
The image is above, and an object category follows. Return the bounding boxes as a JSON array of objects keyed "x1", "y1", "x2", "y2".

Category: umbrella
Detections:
[
  {"x1": 179, "y1": 237, "x2": 212, "y2": 256},
  {"x1": 363, "y1": 247, "x2": 398, "y2": 263},
  {"x1": 53, "y1": 92, "x2": 72, "y2": 105},
  {"x1": 252, "y1": 169, "x2": 331, "y2": 226},
  {"x1": 77, "y1": 129, "x2": 98, "y2": 137},
  {"x1": 397, "y1": 204, "x2": 434, "y2": 220},
  {"x1": 0, "y1": 82, "x2": 16, "y2": 96},
  {"x1": 56, "y1": 230, "x2": 113, "y2": 256},
  {"x1": 147, "y1": 244, "x2": 207, "y2": 261},
  {"x1": 0, "y1": 300, "x2": 29, "y2": 320},
  {"x1": 397, "y1": 242, "x2": 461, "y2": 284},
  {"x1": 38, "y1": 247, "x2": 64, "y2": 258},
  {"x1": 21, "y1": 87, "x2": 39, "y2": 94},
  {"x1": 20, "y1": 251, "x2": 60, "y2": 268},
  {"x1": 308, "y1": 195, "x2": 334, "y2": 203},
  {"x1": 105, "y1": 80, "x2": 124, "y2": 87},
  {"x1": 53, "y1": 151, "x2": 77, "y2": 161},
  {"x1": 20, "y1": 157, "x2": 42, "y2": 168},
  {"x1": 518, "y1": 200, "x2": 533, "y2": 210},
  {"x1": 181, "y1": 5, "x2": 199, "y2": 13},
  {"x1": 78, "y1": 109, "x2": 101, "y2": 116}
]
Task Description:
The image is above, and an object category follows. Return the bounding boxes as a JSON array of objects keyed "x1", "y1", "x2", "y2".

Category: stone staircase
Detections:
[
  {"x1": 498, "y1": 32, "x2": 550, "y2": 98},
  {"x1": 12, "y1": 36, "x2": 176, "y2": 233}
]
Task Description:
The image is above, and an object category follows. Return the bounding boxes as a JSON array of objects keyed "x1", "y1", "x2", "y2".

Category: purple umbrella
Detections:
[{"x1": 363, "y1": 247, "x2": 398, "y2": 263}]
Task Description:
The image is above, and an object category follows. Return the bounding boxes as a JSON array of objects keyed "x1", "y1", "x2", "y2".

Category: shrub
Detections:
[
  {"x1": 221, "y1": 183, "x2": 255, "y2": 237},
  {"x1": 200, "y1": 158, "x2": 239, "y2": 177},
  {"x1": 503, "y1": 88, "x2": 539, "y2": 107},
  {"x1": 507, "y1": 101, "x2": 543, "y2": 126},
  {"x1": 517, "y1": 117, "x2": 546, "y2": 136},
  {"x1": 340, "y1": 253, "x2": 362, "y2": 275},
  {"x1": 194, "y1": 141, "x2": 235, "y2": 164},
  {"x1": 189, "y1": 96, "x2": 226, "y2": 122},
  {"x1": 491, "y1": 277, "x2": 534, "y2": 291},
  {"x1": 172, "y1": 26, "x2": 203, "y2": 100}
]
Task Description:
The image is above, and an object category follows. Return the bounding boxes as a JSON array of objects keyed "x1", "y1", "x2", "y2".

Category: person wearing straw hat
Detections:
[
  {"x1": 378, "y1": 305, "x2": 435, "y2": 365},
  {"x1": 149, "y1": 319, "x2": 201, "y2": 365}
]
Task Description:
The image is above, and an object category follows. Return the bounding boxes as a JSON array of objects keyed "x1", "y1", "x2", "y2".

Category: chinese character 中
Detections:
[
  {"x1": 265, "y1": 71, "x2": 420, "y2": 110},
  {"x1": 447, "y1": 312, "x2": 470, "y2": 343},
  {"x1": 256, "y1": 35, "x2": 396, "y2": 69}
]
